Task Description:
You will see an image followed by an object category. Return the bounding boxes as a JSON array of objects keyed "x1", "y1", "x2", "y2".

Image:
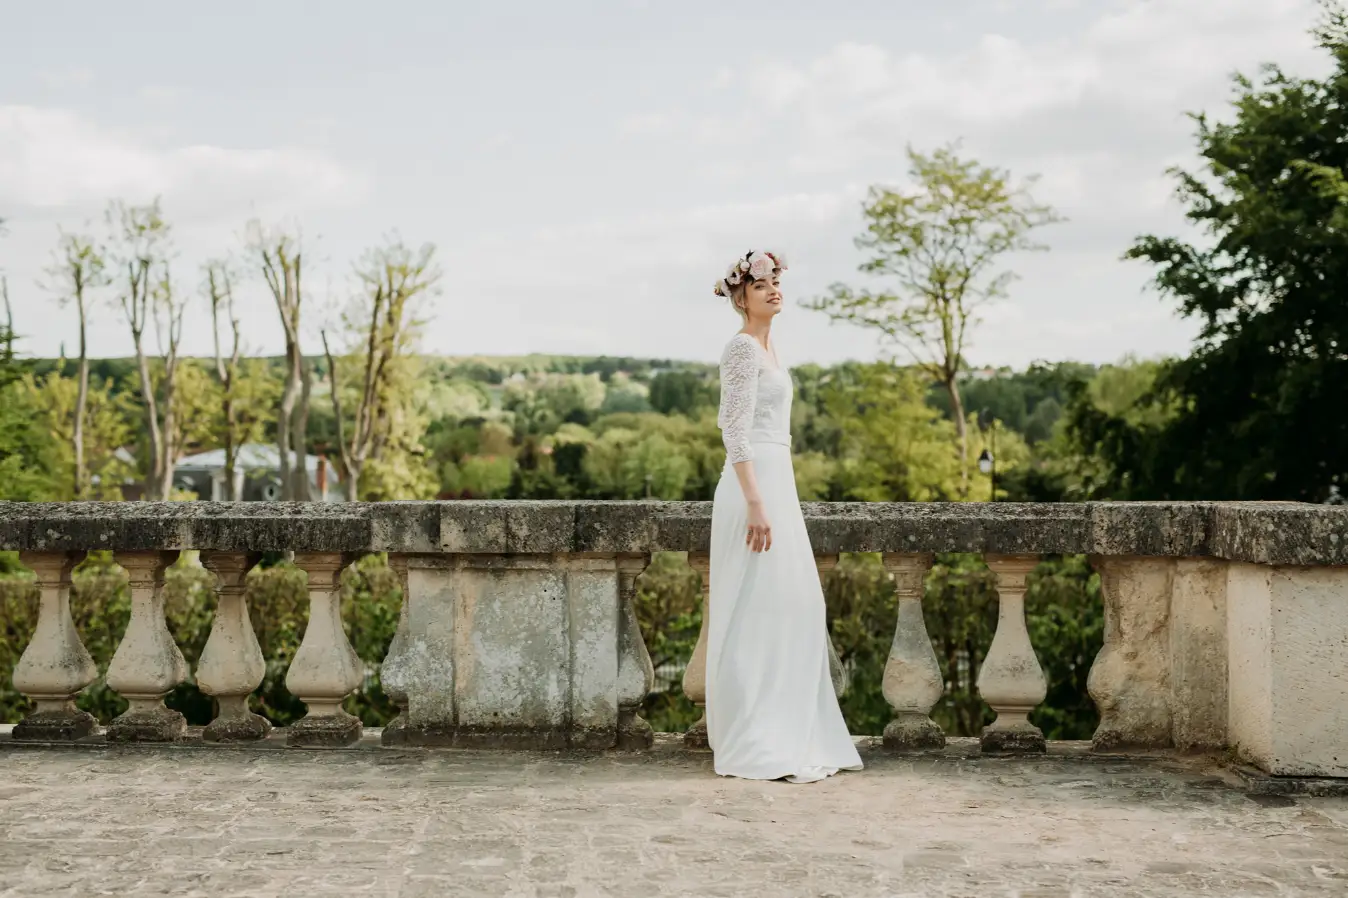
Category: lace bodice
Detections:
[{"x1": 717, "y1": 333, "x2": 793, "y2": 465}]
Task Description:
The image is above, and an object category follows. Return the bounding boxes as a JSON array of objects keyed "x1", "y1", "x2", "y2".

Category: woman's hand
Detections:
[{"x1": 746, "y1": 500, "x2": 772, "y2": 553}]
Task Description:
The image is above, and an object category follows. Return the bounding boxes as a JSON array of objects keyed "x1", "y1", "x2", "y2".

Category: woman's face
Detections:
[{"x1": 739, "y1": 273, "x2": 782, "y2": 321}]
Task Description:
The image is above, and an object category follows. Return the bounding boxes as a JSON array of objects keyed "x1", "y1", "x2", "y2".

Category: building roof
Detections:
[{"x1": 175, "y1": 443, "x2": 338, "y2": 478}]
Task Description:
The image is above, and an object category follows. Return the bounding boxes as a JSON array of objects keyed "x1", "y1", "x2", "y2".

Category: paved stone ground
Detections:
[{"x1": 2, "y1": 735, "x2": 1347, "y2": 897}]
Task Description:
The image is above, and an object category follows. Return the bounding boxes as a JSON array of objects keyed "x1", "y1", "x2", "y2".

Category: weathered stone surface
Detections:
[
  {"x1": 105, "y1": 551, "x2": 190, "y2": 744},
  {"x1": 1211, "y1": 502, "x2": 1348, "y2": 566},
  {"x1": 883, "y1": 712, "x2": 945, "y2": 751},
  {"x1": 1171, "y1": 558, "x2": 1229, "y2": 750},
  {"x1": 1088, "y1": 503, "x2": 1214, "y2": 559},
  {"x1": 1228, "y1": 564, "x2": 1348, "y2": 777},
  {"x1": 11, "y1": 553, "x2": 99, "y2": 741},
  {"x1": 1089, "y1": 556, "x2": 1174, "y2": 751},
  {"x1": 104, "y1": 707, "x2": 187, "y2": 744},
  {"x1": 4, "y1": 500, "x2": 1345, "y2": 563},
  {"x1": 6, "y1": 739, "x2": 1347, "y2": 897},
  {"x1": 197, "y1": 552, "x2": 270, "y2": 744},
  {"x1": 202, "y1": 701, "x2": 272, "y2": 744},
  {"x1": 10, "y1": 707, "x2": 97, "y2": 743},
  {"x1": 980, "y1": 726, "x2": 1047, "y2": 754},
  {"x1": 286, "y1": 709, "x2": 363, "y2": 748},
  {"x1": 403, "y1": 554, "x2": 640, "y2": 748},
  {"x1": 880, "y1": 553, "x2": 944, "y2": 752},
  {"x1": 978, "y1": 556, "x2": 1048, "y2": 755}
]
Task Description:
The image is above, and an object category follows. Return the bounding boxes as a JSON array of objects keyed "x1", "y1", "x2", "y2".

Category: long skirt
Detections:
[{"x1": 706, "y1": 441, "x2": 863, "y2": 783}]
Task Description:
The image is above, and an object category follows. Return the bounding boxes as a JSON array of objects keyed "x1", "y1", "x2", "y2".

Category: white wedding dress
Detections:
[{"x1": 706, "y1": 333, "x2": 863, "y2": 783}]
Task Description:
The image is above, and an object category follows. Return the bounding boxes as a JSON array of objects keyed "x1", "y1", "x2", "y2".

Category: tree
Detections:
[
  {"x1": 204, "y1": 260, "x2": 247, "y2": 500},
  {"x1": 18, "y1": 370, "x2": 137, "y2": 499},
  {"x1": 821, "y1": 363, "x2": 963, "y2": 502},
  {"x1": 106, "y1": 199, "x2": 186, "y2": 500},
  {"x1": 649, "y1": 369, "x2": 716, "y2": 417},
  {"x1": 44, "y1": 230, "x2": 108, "y2": 498},
  {"x1": 250, "y1": 221, "x2": 313, "y2": 500},
  {"x1": 323, "y1": 238, "x2": 442, "y2": 501},
  {"x1": 0, "y1": 281, "x2": 59, "y2": 501},
  {"x1": 806, "y1": 145, "x2": 1061, "y2": 497},
  {"x1": 1, "y1": 274, "x2": 13, "y2": 384},
  {"x1": 1092, "y1": 4, "x2": 1348, "y2": 501}
]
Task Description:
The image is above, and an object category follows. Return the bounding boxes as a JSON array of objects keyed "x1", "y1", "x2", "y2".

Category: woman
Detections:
[{"x1": 706, "y1": 250, "x2": 863, "y2": 783}]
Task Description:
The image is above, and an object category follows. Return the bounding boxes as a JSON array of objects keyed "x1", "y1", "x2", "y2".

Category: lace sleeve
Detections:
[{"x1": 718, "y1": 336, "x2": 759, "y2": 465}]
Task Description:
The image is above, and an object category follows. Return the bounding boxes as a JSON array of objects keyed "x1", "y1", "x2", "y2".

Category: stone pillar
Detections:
[
  {"x1": 880, "y1": 553, "x2": 944, "y2": 751},
  {"x1": 197, "y1": 552, "x2": 271, "y2": 743},
  {"x1": 1228, "y1": 563, "x2": 1348, "y2": 777},
  {"x1": 977, "y1": 555, "x2": 1047, "y2": 754},
  {"x1": 1170, "y1": 558, "x2": 1228, "y2": 751},
  {"x1": 285, "y1": 553, "x2": 364, "y2": 748},
  {"x1": 813, "y1": 555, "x2": 849, "y2": 698},
  {"x1": 11, "y1": 552, "x2": 99, "y2": 742},
  {"x1": 616, "y1": 555, "x2": 655, "y2": 750},
  {"x1": 379, "y1": 554, "x2": 413, "y2": 747},
  {"x1": 1087, "y1": 556, "x2": 1174, "y2": 751},
  {"x1": 682, "y1": 553, "x2": 710, "y2": 750},
  {"x1": 106, "y1": 551, "x2": 190, "y2": 743}
]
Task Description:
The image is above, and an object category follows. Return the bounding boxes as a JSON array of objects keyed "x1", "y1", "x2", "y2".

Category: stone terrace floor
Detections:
[{"x1": 2, "y1": 732, "x2": 1348, "y2": 898}]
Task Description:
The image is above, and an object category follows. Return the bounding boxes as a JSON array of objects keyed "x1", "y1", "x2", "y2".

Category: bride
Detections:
[{"x1": 706, "y1": 250, "x2": 863, "y2": 783}]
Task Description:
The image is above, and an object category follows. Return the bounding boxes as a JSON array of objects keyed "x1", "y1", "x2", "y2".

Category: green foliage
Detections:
[
  {"x1": 649, "y1": 369, "x2": 717, "y2": 417},
  {"x1": 928, "y1": 362, "x2": 1096, "y2": 445},
  {"x1": 822, "y1": 363, "x2": 962, "y2": 501},
  {"x1": 0, "y1": 383, "x2": 60, "y2": 501},
  {"x1": 18, "y1": 371, "x2": 139, "y2": 499},
  {"x1": 1084, "y1": 12, "x2": 1348, "y2": 501}
]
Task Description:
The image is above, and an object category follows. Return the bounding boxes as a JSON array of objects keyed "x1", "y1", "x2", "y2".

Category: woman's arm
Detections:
[{"x1": 719, "y1": 337, "x2": 772, "y2": 552}]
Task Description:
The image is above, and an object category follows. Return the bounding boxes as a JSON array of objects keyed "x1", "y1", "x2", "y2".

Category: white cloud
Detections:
[
  {"x1": 0, "y1": 106, "x2": 363, "y2": 218},
  {"x1": 739, "y1": 0, "x2": 1326, "y2": 175}
]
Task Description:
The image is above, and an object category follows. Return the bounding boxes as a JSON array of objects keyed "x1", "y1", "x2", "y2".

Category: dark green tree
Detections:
[{"x1": 1082, "y1": 5, "x2": 1348, "y2": 501}]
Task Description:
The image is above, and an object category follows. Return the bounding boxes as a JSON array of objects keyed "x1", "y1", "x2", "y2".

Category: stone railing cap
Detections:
[{"x1": 0, "y1": 500, "x2": 1343, "y2": 566}]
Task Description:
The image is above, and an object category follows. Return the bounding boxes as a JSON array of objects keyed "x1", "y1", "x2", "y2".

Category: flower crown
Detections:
[{"x1": 713, "y1": 250, "x2": 788, "y2": 297}]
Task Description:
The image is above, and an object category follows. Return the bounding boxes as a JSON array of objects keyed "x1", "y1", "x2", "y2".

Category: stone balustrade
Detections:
[{"x1": 2, "y1": 500, "x2": 1346, "y2": 779}]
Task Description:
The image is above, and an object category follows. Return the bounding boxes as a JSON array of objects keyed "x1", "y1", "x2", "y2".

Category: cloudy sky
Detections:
[{"x1": 0, "y1": 0, "x2": 1333, "y2": 368}]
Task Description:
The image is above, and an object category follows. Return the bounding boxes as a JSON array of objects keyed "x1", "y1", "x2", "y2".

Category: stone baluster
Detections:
[
  {"x1": 11, "y1": 552, "x2": 99, "y2": 742},
  {"x1": 380, "y1": 554, "x2": 413, "y2": 746},
  {"x1": 285, "y1": 553, "x2": 364, "y2": 747},
  {"x1": 197, "y1": 552, "x2": 271, "y2": 743},
  {"x1": 977, "y1": 555, "x2": 1047, "y2": 753},
  {"x1": 106, "y1": 551, "x2": 190, "y2": 743},
  {"x1": 1087, "y1": 556, "x2": 1175, "y2": 751},
  {"x1": 682, "y1": 553, "x2": 711, "y2": 749},
  {"x1": 616, "y1": 554, "x2": 655, "y2": 749},
  {"x1": 880, "y1": 553, "x2": 944, "y2": 751},
  {"x1": 813, "y1": 555, "x2": 848, "y2": 698}
]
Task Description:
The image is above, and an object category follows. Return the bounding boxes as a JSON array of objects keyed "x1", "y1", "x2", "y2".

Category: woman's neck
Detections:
[{"x1": 739, "y1": 318, "x2": 772, "y2": 349}]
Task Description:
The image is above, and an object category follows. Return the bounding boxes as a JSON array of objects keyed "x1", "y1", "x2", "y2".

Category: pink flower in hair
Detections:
[{"x1": 747, "y1": 252, "x2": 776, "y2": 280}]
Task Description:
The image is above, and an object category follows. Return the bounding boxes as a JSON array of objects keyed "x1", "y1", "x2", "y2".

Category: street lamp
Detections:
[{"x1": 977, "y1": 420, "x2": 997, "y2": 502}]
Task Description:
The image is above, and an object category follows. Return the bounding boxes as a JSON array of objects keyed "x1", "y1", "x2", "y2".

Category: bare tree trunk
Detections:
[
  {"x1": 130, "y1": 269, "x2": 164, "y2": 502},
  {"x1": 256, "y1": 232, "x2": 304, "y2": 501},
  {"x1": 208, "y1": 265, "x2": 243, "y2": 501},
  {"x1": 1, "y1": 276, "x2": 11, "y2": 358},
  {"x1": 73, "y1": 289, "x2": 89, "y2": 499},
  {"x1": 292, "y1": 356, "x2": 313, "y2": 500},
  {"x1": 277, "y1": 342, "x2": 299, "y2": 499},
  {"x1": 944, "y1": 375, "x2": 969, "y2": 499},
  {"x1": 158, "y1": 357, "x2": 178, "y2": 500},
  {"x1": 321, "y1": 331, "x2": 360, "y2": 502}
]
